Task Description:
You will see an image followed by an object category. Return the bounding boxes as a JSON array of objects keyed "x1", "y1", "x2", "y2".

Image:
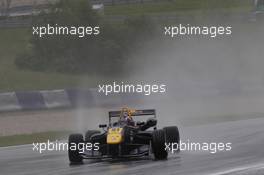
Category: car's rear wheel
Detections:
[
  {"x1": 68, "y1": 134, "x2": 84, "y2": 164},
  {"x1": 152, "y1": 129, "x2": 168, "y2": 160},
  {"x1": 85, "y1": 130, "x2": 100, "y2": 142}
]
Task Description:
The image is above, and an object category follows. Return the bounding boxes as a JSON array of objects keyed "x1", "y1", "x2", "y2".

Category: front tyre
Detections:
[
  {"x1": 163, "y1": 126, "x2": 180, "y2": 143},
  {"x1": 68, "y1": 134, "x2": 84, "y2": 164},
  {"x1": 152, "y1": 129, "x2": 168, "y2": 160},
  {"x1": 163, "y1": 126, "x2": 180, "y2": 152}
]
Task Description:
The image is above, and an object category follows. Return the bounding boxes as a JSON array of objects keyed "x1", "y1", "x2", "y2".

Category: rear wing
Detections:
[{"x1": 109, "y1": 109, "x2": 156, "y2": 119}]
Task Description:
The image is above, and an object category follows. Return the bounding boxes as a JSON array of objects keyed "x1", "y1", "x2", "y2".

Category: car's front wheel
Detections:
[
  {"x1": 163, "y1": 126, "x2": 180, "y2": 152},
  {"x1": 68, "y1": 134, "x2": 84, "y2": 164},
  {"x1": 152, "y1": 129, "x2": 168, "y2": 160},
  {"x1": 163, "y1": 126, "x2": 180, "y2": 143}
]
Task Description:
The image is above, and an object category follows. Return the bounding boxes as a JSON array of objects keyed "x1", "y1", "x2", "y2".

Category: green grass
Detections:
[
  {"x1": 104, "y1": 0, "x2": 253, "y2": 16},
  {"x1": 0, "y1": 131, "x2": 69, "y2": 147},
  {"x1": 0, "y1": 28, "x2": 101, "y2": 92}
]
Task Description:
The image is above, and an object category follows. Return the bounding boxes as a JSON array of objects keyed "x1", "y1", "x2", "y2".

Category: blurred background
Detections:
[{"x1": 0, "y1": 0, "x2": 263, "y2": 146}]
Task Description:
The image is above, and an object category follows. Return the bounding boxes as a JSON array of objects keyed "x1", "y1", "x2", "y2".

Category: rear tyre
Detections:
[
  {"x1": 85, "y1": 130, "x2": 100, "y2": 142},
  {"x1": 68, "y1": 134, "x2": 84, "y2": 164},
  {"x1": 152, "y1": 129, "x2": 168, "y2": 160}
]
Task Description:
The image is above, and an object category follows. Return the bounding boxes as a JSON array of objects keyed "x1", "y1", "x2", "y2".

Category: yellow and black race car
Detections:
[{"x1": 68, "y1": 108, "x2": 180, "y2": 164}]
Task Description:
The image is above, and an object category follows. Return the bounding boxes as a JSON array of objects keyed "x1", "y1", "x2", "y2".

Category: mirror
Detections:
[
  {"x1": 99, "y1": 124, "x2": 107, "y2": 128},
  {"x1": 136, "y1": 121, "x2": 145, "y2": 126},
  {"x1": 146, "y1": 118, "x2": 157, "y2": 127}
]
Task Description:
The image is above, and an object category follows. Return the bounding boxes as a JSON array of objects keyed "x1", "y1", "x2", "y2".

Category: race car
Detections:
[{"x1": 68, "y1": 108, "x2": 180, "y2": 164}]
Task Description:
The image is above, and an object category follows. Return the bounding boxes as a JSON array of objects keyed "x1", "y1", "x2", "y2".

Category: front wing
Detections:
[{"x1": 80, "y1": 144, "x2": 151, "y2": 159}]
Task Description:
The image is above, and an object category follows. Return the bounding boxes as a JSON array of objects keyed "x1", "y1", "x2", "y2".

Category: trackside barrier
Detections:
[
  {"x1": 0, "y1": 92, "x2": 21, "y2": 111},
  {"x1": 41, "y1": 89, "x2": 71, "y2": 109},
  {"x1": 16, "y1": 91, "x2": 46, "y2": 110},
  {"x1": 0, "y1": 89, "x2": 145, "y2": 112},
  {"x1": 65, "y1": 89, "x2": 95, "y2": 108}
]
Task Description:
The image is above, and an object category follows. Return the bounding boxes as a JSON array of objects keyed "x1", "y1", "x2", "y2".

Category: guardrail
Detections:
[
  {"x1": 0, "y1": 89, "x2": 144, "y2": 112},
  {"x1": 90, "y1": 0, "x2": 168, "y2": 5}
]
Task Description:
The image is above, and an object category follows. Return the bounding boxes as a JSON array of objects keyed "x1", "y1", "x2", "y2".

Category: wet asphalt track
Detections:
[{"x1": 1, "y1": 118, "x2": 264, "y2": 175}]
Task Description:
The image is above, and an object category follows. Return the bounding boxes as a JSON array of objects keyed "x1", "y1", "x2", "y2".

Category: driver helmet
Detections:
[{"x1": 120, "y1": 107, "x2": 134, "y2": 125}]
